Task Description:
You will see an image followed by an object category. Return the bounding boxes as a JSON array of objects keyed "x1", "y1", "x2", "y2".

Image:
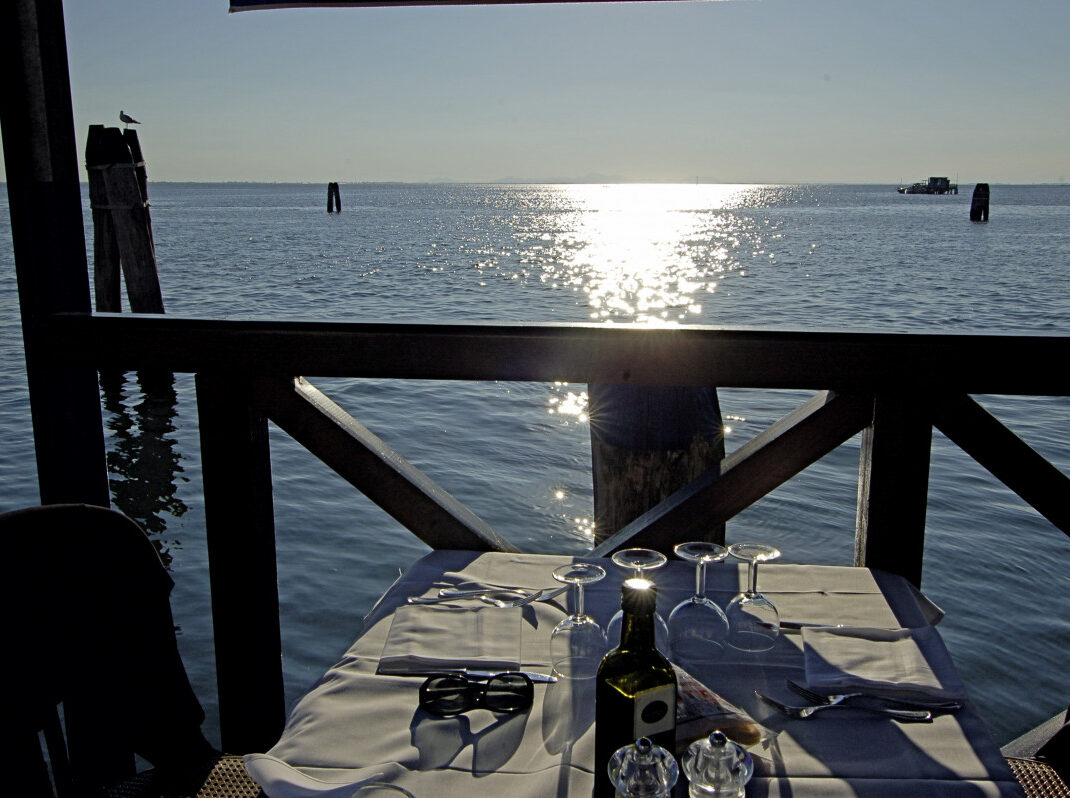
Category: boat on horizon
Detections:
[{"x1": 897, "y1": 176, "x2": 958, "y2": 195}]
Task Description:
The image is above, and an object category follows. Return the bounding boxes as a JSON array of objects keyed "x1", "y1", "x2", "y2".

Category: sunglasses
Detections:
[{"x1": 418, "y1": 672, "x2": 534, "y2": 716}]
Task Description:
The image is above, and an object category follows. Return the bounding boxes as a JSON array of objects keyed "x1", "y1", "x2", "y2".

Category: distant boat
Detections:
[{"x1": 897, "y1": 177, "x2": 958, "y2": 195}]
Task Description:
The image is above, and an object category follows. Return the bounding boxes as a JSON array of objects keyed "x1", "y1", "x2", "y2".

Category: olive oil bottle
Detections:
[{"x1": 594, "y1": 576, "x2": 677, "y2": 797}]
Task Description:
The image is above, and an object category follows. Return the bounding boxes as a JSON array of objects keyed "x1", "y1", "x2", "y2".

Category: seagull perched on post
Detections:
[{"x1": 119, "y1": 110, "x2": 140, "y2": 128}]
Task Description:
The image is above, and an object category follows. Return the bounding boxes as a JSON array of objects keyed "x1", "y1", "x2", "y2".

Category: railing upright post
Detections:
[
  {"x1": 1, "y1": 0, "x2": 110, "y2": 508},
  {"x1": 854, "y1": 392, "x2": 932, "y2": 587},
  {"x1": 196, "y1": 373, "x2": 285, "y2": 753}
]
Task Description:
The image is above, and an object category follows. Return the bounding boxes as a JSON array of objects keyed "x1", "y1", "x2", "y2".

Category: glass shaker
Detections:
[
  {"x1": 607, "y1": 736, "x2": 680, "y2": 798},
  {"x1": 681, "y1": 731, "x2": 754, "y2": 797}
]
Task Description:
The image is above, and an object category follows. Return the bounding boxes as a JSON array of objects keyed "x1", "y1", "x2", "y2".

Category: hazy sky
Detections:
[{"x1": 6, "y1": 0, "x2": 1070, "y2": 183}]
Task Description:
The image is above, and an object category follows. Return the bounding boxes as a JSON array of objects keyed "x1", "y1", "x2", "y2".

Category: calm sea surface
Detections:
[{"x1": 1, "y1": 182, "x2": 1068, "y2": 747}]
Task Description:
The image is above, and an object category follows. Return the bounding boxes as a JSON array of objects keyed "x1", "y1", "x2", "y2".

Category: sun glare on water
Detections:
[
  {"x1": 549, "y1": 183, "x2": 753, "y2": 326},
  {"x1": 538, "y1": 184, "x2": 765, "y2": 540}
]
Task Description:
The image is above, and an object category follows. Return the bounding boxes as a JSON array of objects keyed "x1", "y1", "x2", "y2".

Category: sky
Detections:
[{"x1": 5, "y1": 0, "x2": 1070, "y2": 183}]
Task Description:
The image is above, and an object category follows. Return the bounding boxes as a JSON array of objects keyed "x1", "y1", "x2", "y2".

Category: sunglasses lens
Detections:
[
  {"x1": 419, "y1": 675, "x2": 476, "y2": 716},
  {"x1": 483, "y1": 673, "x2": 533, "y2": 713}
]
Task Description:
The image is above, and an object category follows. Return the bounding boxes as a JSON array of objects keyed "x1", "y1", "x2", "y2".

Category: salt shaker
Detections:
[
  {"x1": 681, "y1": 731, "x2": 754, "y2": 797},
  {"x1": 607, "y1": 736, "x2": 680, "y2": 798}
]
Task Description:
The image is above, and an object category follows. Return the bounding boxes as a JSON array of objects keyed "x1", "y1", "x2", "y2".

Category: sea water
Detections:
[{"x1": 1, "y1": 182, "x2": 1068, "y2": 746}]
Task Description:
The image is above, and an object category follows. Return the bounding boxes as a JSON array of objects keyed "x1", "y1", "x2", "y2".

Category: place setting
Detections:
[
  {"x1": 752, "y1": 602, "x2": 969, "y2": 725},
  {"x1": 768, "y1": 622, "x2": 970, "y2": 718},
  {"x1": 239, "y1": 545, "x2": 1011, "y2": 798}
]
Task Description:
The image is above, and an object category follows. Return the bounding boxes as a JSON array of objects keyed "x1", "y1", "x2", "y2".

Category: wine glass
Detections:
[
  {"x1": 549, "y1": 562, "x2": 607, "y2": 678},
  {"x1": 605, "y1": 548, "x2": 670, "y2": 650},
  {"x1": 667, "y1": 541, "x2": 730, "y2": 666},
  {"x1": 725, "y1": 543, "x2": 781, "y2": 652}
]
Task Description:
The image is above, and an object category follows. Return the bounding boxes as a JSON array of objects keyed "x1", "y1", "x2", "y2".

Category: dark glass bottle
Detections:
[{"x1": 594, "y1": 576, "x2": 677, "y2": 798}]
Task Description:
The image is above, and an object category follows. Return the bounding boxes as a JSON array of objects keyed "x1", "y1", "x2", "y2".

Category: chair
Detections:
[
  {"x1": 1003, "y1": 706, "x2": 1070, "y2": 797},
  {"x1": 1005, "y1": 757, "x2": 1070, "y2": 798},
  {"x1": 0, "y1": 504, "x2": 262, "y2": 798}
]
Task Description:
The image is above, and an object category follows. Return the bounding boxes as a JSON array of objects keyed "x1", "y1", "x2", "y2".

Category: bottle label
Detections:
[{"x1": 632, "y1": 683, "x2": 675, "y2": 738}]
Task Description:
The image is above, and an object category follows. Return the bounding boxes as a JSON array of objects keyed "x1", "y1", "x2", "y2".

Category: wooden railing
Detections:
[{"x1": 35, "y1": 312, "x2": 1070, "y2": 751}]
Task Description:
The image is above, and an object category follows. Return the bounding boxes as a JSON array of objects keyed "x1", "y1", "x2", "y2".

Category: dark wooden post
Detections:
[
  {"x1": 86, "y1": 125, "x2": 122, "y2": 312},
  {"x1": 327, "y1": 181, "x2": 341, "y2": 213},
  {"x1": 589, "y1": 384, "x2": 724, "y2": 545},
  {"x1": 0, "y1": 0, "x2": 110, "y2": 508},
  {"x1": 85, "y1": 126, "x2": 165, "y2": 314},
  {"x1": 195, "y1": 373, "x2": 285, "y2": 753},
  {"x1": 970, "y1": 183, "x2": 990, "y2": 222},
  {"x1": 854, "y1": 392, "x2": 932, "y2": 587}
]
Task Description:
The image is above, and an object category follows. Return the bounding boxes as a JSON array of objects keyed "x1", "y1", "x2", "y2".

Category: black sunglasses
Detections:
[{"x1": 418, "y1": 672, "x2": 534, "y2": 716}]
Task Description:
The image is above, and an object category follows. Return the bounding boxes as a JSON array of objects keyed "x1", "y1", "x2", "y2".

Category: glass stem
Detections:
[
  {"x1": 574, "y1": 583, "x2": 585, "y2": 619},
  {"x1": 747, "y1": 560, "x2": 760, "y2": 597},
  {"x1": 694, "y1": 560, "x2": 706, "y2": 599}
]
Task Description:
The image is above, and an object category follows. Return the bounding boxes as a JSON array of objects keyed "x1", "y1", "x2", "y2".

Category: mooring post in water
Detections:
[
  {"x1": 589, "y1": 385, "x2": 725, "y2": 546},
  {"x1": 327, "y1": 181, "x2": 341, "y2": 213},
  {"x1": 85, "y1": 125, "x2": 122, "y2": 313},
  {"x1": 970, "y1": 183, "x2": 990, "y2": 222},
  {"x1": 84, "y1": 125, "x2": 165, "y2": 313}
]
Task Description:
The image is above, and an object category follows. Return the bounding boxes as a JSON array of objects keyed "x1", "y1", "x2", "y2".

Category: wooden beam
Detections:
[
  {"x1": 934, "y1": 393, "x2": 1070, "y2": 536},
  {"x1": 39, "y1": 314, "x2": 1070, "y2": 396},
  {"x1": 232, "y1": 1, "x2": 703, "y2": 9},
  {"x1": 854, "y1": 393, "x2": 933, "y2": 587},
  {"x1": 593, "y1": 391, "x2": 874, "y2": 556},
  {"x1": 0, "y1": 0, "x2": 109, "y2": 506},
  {"x1": 253, "y1": 376, "x2": 518, "y2": 553},
  {"x1": 195, "y1": 374, "x2": 285, "y2": 753}
]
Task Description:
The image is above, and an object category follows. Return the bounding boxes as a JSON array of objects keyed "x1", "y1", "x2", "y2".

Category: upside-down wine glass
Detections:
[
  {"x1": 725, "y1": 543, "x2": 782, "y2": 652},
  {"x1": 549, "y1": 562, "x2": 607, "y2": 678},
  {"x1": 605, "y1": 548, "x2": 670, "y2": 651},
  {"x1": 667, "y1": 541, "x2": 730, "y2": 666}
]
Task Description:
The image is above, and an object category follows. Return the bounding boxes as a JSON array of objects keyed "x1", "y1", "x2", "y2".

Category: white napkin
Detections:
[
  {"x1": 802, "y1": 625, "x2": 967, "y2": 702},
  {"x1": 376, "y1": 604, "x2": 522, "y2": 674},
  {"x1": 243, "y1": 754, "x2": 409, "y2": 798}
]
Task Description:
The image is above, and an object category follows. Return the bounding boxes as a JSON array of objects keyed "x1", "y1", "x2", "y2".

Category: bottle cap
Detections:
[
  {"x1": 621, "y1": 577, "x2": 657, "y2": 614},
  {"x1": 607, "y1": 736, "x2": 679, "y2": 797}
]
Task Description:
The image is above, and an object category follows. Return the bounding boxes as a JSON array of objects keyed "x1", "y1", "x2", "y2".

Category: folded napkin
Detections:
[
  {"x1": 376, "y1": 604, "x2": 522, "y2": 675},
  {"x1": 802, "y1": 625, "x2": 967, "y2": 702},
  {"x1": 243, "y1": 754, "x2": 408, "y2": 798}
]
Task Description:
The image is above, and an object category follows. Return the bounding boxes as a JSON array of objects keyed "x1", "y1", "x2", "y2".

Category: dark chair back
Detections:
[{"x1": 0, "y1": 504, "x2": 208, "y2": 797}]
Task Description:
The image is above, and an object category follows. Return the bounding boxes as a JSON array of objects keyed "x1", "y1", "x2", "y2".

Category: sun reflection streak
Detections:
[
  {"x1": 540, "y1": 184, "x2": 758, "y2": 326},
  {"x1": 532, "y1": 185, "x2": 778, "y2": 483}
]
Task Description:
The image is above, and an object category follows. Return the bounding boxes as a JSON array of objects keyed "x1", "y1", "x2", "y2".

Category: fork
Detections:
[
  {"x1": 438, "y1": 586, "x2": 569, "y2": 603},
  {"x1": 755, "y1": 691, "x2": 932, "y2": 722},
  {"x1": 479, "y1": 589, "x2": 544, "y2": 608},
  {"x1": 786, "y1": 679, "x2": 963, "y2": 712},
  {"x1": 407, "y1": 590, "x2": 544, "y2": 608}
]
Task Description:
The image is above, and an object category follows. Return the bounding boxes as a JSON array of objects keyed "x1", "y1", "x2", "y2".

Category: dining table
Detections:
[{"x1": 243, "y1": 549, "x2": 1024, "y2": 797}]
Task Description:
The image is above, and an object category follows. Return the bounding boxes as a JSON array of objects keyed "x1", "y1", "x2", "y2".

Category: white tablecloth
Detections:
[{"x1": 248, "y1": 550, "x2": 1023, "y2": 797}]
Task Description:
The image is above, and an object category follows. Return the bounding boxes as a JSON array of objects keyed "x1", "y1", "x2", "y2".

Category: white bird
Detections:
[{"x1": 119, "y1": 110, "x2": 140, "y2": 128}]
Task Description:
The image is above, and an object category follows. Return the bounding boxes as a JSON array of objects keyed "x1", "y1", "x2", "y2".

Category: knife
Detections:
[
  {"x1": 462, "y1": 669, "x2": 558, "y2": 683},
  {"x1": 779, "y1": 621, "x2": 846, "y2": 632},
  {"x1": 398, "y1": 669, "x2": 558, "y2": 683}
]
